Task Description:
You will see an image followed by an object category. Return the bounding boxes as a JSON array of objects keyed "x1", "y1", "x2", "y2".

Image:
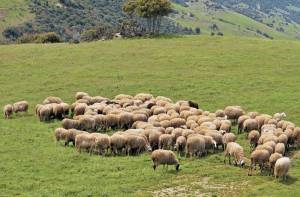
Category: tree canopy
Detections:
[{"x1": 123, "y1": 0, "x2": 172, "y2": 34}]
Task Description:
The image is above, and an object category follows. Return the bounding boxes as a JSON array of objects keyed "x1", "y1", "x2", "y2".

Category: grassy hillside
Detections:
[
  {"x1": 1, "y1": 36, "x2": 300, "y2": 196},
  {"x1": 0, "y1": 0, "x2": 32, "y2": 39},
  {"x1": 171, "y1": 1, "x2": 300, "y2": 40}
]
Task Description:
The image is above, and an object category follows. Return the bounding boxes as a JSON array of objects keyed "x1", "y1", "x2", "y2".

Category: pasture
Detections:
[{"x1": 0, "y1": 36, "x2": 300, "y2": 196}]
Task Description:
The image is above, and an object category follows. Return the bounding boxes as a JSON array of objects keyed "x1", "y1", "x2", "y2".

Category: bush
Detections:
[
  {"x1": 195, "y1": 27, "x2": 201, "y2": 34},
  {"x1": 81, "y1": 25, "x2": 114, "y2": 42},
  {"x1": 3, "y1": 27, "x2": 23, "y2": 40},
  {"x1": 35, "y1": 32, "x2": 61, "y2": 43},
  {"x1": 18, "y1": 32, "x2": 61, "y2": 44}
]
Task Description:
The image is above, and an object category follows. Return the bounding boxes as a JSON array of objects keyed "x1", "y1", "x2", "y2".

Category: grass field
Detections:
[{"x1": 1, "y1": 36, "x2": 300, "y2": 196}]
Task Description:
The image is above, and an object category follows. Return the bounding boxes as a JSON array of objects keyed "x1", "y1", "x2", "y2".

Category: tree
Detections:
[{"x1": 123, "y1": 0, "x2": 172, "y2": 35}]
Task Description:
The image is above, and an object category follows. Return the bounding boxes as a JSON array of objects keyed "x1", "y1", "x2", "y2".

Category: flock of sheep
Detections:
[{"x1": 4, "y1": 92, "x2": 299, "y2": 181}]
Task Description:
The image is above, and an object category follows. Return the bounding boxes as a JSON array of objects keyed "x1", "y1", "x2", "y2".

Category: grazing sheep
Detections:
[
  {"x1": 133, "y1": 113, "x2": 148, "y2": 123},
  {"x1": 149, "y1": 130, "x2": 162, "y2": 150},
  {"x1": 215, "y1": 109, "x2": 225, "y2": 117},
  {"x1": 203, "y1": 135, "x2": 217, "y2": 154},
  {"x1": 68, "y1": 129, "x2": 89, "y2": 146},
  {"x1": 159, "y1": 134, "x2": 175, "y2": 150},
  {"x1": 222, "y1": 133, "x2": 236, "y2": 149},
  {"x1": 79, "y1": 115, "x2": 95, "y2": 131},
  {"x1": 273, "y1": 112, "x2": 286, "y2": 121},
  {"x1": 224, "y1": 106, "x2": 244, "y2": 124},
  {"x1": 3, "y1": 104, "x2": 13, "y2": 119},
  {"x1": 243, "y1": 119, "x2": 258, "y2": 133},
  {"x1": 274, "y1": 157, "x2": 291, "y2": 181},
  {"x1": 255, "y1": 114, "x2": 272, "y2": 130},
  {"x1": 186, "y1": 134, "x2": 206, "y2": 157},
  {"x1": 110, "y1": 133, "x2": 126, "y2": 155},
  {"x1": 90, "y1": 133, "x2": 110, "y2": 155},
  {"x1": 151, "y1": 149, "x2": 180, "y2": 171},
  {"x1": 220, "y1": 120, "x2": 231, "y2": 133},
  {"x1": 205, "y1": 131, "x2": 223, "y2": 150},
  {"x1": 38, "y1": 105, "x2": 52, "y2": 121},
  {"x1": 62, "y1": 118, "x2": 80, "y2": 130},
  {"x1": 60, "y1": 103, "x2": 70, "y2": 117},
  {"x1": 188, "y1": 100, "x2": 199, "y2": 109},
  {"x1": 237, "y1": 115, "x2": 250, "y2": 134},
  {"x1": 75, "y1": 133, "x2": 95, "y2": 153},
  {"x1": 170, "y1": 118, "x2": 186, "y2": 128},
  {"x1": 248, "y1": 149, "x2": 270, "y2": 175},
  {"x1": 54, "y1": 127, "x2": 68, "y2": 142},
  {"x1": 43, "y1": 96, "x2": 63, "y2": 104},
  {"x1": 175, "y1": 136, "x2": 186, "y2": 155},
  {"x1": 125, "y1": 134, "x2": 151, "y2": 155},
  {"x1": 277, "y1": 134, "x2": 288, "y2": 146},
  {"x1": 224, "y1": 142, "x2": 245, "y2": 166},
  {"x1": 53, "y1": 103, "x2": 64, "y2": 120},
  {"x1": 13, "y1": 101, "x2": 29, "y2": 114},
  {"x1": 75, "y1": 92, "x2": 89, "y2": 100},
  {"x1": 269, "y1": 153, "x2": 283, "y2": 176},
  {"x1": 118, "y1": 112, "x2": 133, "y2": 129},
  {"x1": 74, "y1": 103, "x2": 88, "y2": 116},
  {"x1": 255, "y1": 144, "x2": 273, "y2": 155},
  {"x1": 248, "y1": 130, "x2": 260, "y2": 150},
  {"x1": 248, "y1": 112, "x2": 259, "y2": 119},
  {"x1": 275, "y1": 143, "x2": 285, "y2": 155}
]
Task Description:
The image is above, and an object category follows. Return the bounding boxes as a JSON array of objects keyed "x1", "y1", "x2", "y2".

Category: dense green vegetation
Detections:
[{"x1": 0, "y1": 36, "x2": 300, "y2": 196}]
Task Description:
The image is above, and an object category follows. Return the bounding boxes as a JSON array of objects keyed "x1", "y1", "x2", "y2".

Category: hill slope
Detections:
[
  {"x1": 0, "y1": 0, "x2": 300, "y2": 40},
  {"x1": 1, "y1": 36, "x2": 300, "y2": 195},
  {"x1": 171, "y1": 0, "x2": 300, "y2": 40}
]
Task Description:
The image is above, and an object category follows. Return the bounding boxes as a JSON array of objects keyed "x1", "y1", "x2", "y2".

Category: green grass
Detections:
[{"x1": 1, "y1": 36, "x2": 300, "y2": 196}]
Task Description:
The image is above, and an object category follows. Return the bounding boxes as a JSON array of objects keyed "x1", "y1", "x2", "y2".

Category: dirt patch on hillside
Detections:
[{"x1": 153, "y1": 177, "x2": 248, "y2": 197}]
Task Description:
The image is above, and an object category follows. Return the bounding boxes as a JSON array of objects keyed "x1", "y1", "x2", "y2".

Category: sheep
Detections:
[
  {"x1": 248, "y1": 130, "x2": 260, "y2": 150},
  {"x1": 248, "y1": 149, "x2": 270, "y2": 176},
  {"x1": 13, "y1": 101, "x2": 29, "y2": 114},
  {"x1": 170, "y1": 118, "x2": 186, "y2": 128},
  {"x1": 125, "y1": 133, "x2": 152, "y2": 155},
  {"x1": 174, "y1": 136, "x2": 186, "y2": 155},
  {"x1": 248, "y1": 112, "x2": 259, "y2": 119},
  {"x1": 75, "y1": 92, "x2": 89, "y2": 100},
  {"x1": 273, "y1": 112, "x2": 286, "y2": 121},
  {"x1": 79, "y1": 115, "x2": 95, "y2": 131},
  {"x1": 165, "y1": 127, "x2": 174, "y2": 134},
  {"x1": 215, "y1": 109, "x2": 225, "y2": 117},
  {"x1": 182, "y1": 129, "x2": 195, "y2": 138},
  {"x1": 237, "y1": 115, "x2": 250, "y2": 134},
  {"x1": 203, "y1": 135, "x2": 217, "y2": 154},
  {"x1": 43, "y1": 96, "x2": 63, "y2": 104},
  {"x1": 60, "y1": 103, "x2": 70, "y2": 117},
  {"x1": 3, "y1": 104, "x2": 13, "y2": 119},
  {"x1": 222, "y1": 133, "x2": 236, "y2": 149},
  {"x1": 114, "y1": 94, "x2": 133, "y2": 100},
  {"x1": 75, "y1": 133, "x2": 95, "y2": 153},
  {"x1": 188, "y1": 100, "x2": 199, "y2": 109},
  {"x1": 205, "y1": 131, "x2": 223, "y2": 150},
  {"x1": 255, "y1": 144, "x2": 273, "y2": 155},
  {"x1": 159, "y1": 134, "x2": 175, "y2": 150},
  {"x1": 118, "y1": 112, "x2": 133, "y2": 129},
  {"x1": 277, "y1": 134, "x2": 288, "y2": 146},
  {"x1": 68, "y1": 129, "x2": 89, "y2": 146},
  {"x1": 132, "y1": 113, "x2": 148, "y2": 122},
  {"x1": 224, "y1": 142, "x2": 245, "y2": 166},
  {"x1": 224, "y1": 106, "x2": 244, "y2": 124},
  {"x1": 269, "y1": 153, "x2": 283, "y2": 176},
  {"x1": 134, "y1": 93, "x2": 153, "y2": 102},
  {"x1": 255, "y1": 114, "x2": 272, "y2": 130},
  {"x1": 220, "y1": 120, "x2": 231, "y2": 133},
  {"x1": 54, "y1": 127, "x2": 68, "y2": 142},
  {"x1": 186, "y1": 134, "x2": 206, "y2": 157},
  {"x1": 106, "y1": 114, "x2": 119, "y2": 130},
  {"x1": 110, "y1": 133, "x2": 126, "y2": 155},
  {"x1": 151, "y1": 150, "x2": 180, "y2": 171},
  {"x1": 149, "y1": 130, "x2": 162, "y2": 150},
  {"x1": 52, "y1": 103, "x2": 64, "y2": 120},
  {"x1": 274, "y1": 157, "x2": 291, "y2": 181},
  {"x1": 153, "y1": 107, "x2": 167, "y2": 115},
  {"x1": 38, "y1": 105, "x2": 52, "y2": 121},
  {"x1": 90, "y1": 133, "x2": 110, "y2": 155},
  {"x1": 62, "y1": 118, "x2": 80, "y2": 130},
  {"x1": 74, "y1": 103, "x2": 88, "y2": 116},
  {"x1": 243, "y1": 119, "x2": 258, "y2": 133},
  {"x1": 275, "y1": 143, "x2": 285, "y2": 155}
]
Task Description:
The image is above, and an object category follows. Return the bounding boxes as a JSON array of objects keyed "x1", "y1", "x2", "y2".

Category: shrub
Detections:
[
  {"x1": 195, "y1": 27, "x2": 201, "y2": 34},
  {"x1": 3, "y1": 27, "x2": 23, "y2": 40},
  {"x1": 17, "y1": 32, "x2": 61, "y2": 44}
]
